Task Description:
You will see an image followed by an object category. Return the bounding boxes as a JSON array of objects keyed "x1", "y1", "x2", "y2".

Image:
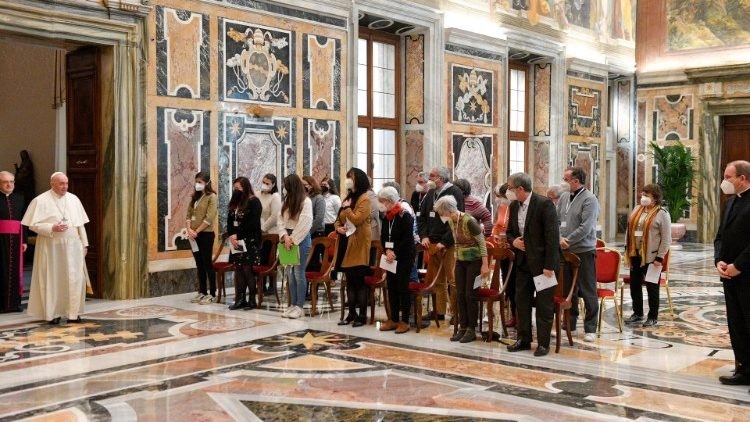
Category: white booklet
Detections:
[
  {"x1": 229, "y1": 239, "x2": 247, "y2": 254},
  {"x1": 533, "y1": 272, "x2": 558, "y2": 291},
  {"x1": 473, "y1": 274, "x2": 486, "y2": 289},
  {"x1": 379, "y1": 254, "x2": 397, "y2": 274},
  {"x1": 345, "y1": 218, "x2": 356, "y2": 237},
  {"x1": 645, "y1": 264, "x2": 662, "y2": 284}
]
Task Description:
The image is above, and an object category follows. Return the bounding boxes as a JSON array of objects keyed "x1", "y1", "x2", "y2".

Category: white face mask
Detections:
[
  {"x1": 721, "y1": 179, "x2": 736, "y2": 195},
  {"x1": 439, "y1": 215, "x2": 450, "y2": 224},
  {"x1": 427, "y1": 180, "x2": 437, "y2": 190},
  {"x1": 640, "y1": 196, "x2": 652, "y2": 207},
  {"x1": 345, "y1": 178, "x2": 354, "y2": 191},
  {"x1": 505, "y1": 189, "x2": 517, "y2": 202},
  {"x1": 377, "y1": 202, "x2": 387, "y2": 213},
  {"x1": 195, "y1": 183, "x2": 205, "y2": 192},
  {"x1": 260, "y1": 183, "x2": 272, "y2": 192},
  {"x1": 415, "y1": 184, "x2": 425, "y2": 193}
]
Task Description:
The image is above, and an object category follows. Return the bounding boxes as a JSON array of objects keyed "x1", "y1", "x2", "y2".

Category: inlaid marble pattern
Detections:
[
  {"x1": 452, "y1": 134, "x2": 492, "y2": 204},
  {"x1": 568, "y1": 142, "x2": 600, "y2": 197},
  {"x1": 654, "y1": 94, "x2": 693, "y2": 141},
  {"x1": 451, "y1": 64, "x2": 494, "y2": 126},
  {"x1": 303, "y1": 119, "x2": 339, "y2": 183},
  {"x1": 568, "y1": 84, "x2": 602, "y2": 138},
  {"x1": 533, "y1": 63, "x2": 551, "y2": 136},
  {"x1": 636, "y1": 100, "x2": 647, "y2": 197},
  {"x1": 302, "y1": 34, "x2": 341, "y2": 110},
  {"x1": 220, "y1": 18, "x2": 294, "y2": 106},
  {"x1": 155, "y1": 6, "x2": 210, "y2": 99},
  {"x1": 218, "y1": 113, "x2": 294, "y2": 230},
  {"x1": 404, "y1": 130, "x2": 424, "y2": 198},
  {"x1": 532, "y1": 140, "x2": 550, "y2": 191},
  {"x1": 157, "y1": 107, "x2": 210, "y2": 252},
  {"x1": 405, "y1": 34, "x2": 425, "y2": 124}
]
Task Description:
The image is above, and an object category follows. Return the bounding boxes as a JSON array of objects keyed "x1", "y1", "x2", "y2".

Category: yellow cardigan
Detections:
[
  {"x1": 186, "y1": 193, "x2": 218, "y2": 232},
  {"x1": 335, "y1": 194, "x2": 372, "y2": 268}
]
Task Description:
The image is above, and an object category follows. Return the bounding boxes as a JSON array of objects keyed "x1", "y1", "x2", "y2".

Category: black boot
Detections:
[{"x1": 246, "y1": 297, "x2": 257, "y2": 309}]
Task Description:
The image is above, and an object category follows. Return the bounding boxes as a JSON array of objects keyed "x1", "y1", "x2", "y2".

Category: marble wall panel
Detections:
[
  {"x1": 636, "y1": 100, "x2": 646, "y2": 197},
  {"x1": 616, "y1": 80, "x2": 632, "y2": 232},
  {"x1": 654, "y1": 94, "x2": 693, "y2": 141},
  {"x1": 219, "y1": 18, "x2": 294, "y2": 106},
  {"x1": 452, "y1": 134, "x2": 493, "y2": 204},
  {"x1": 533, "y1": 63, "x2": 551, "y2": 136},
  {"x1": 451, "y1": 64, "x2": 494, "y2": 126},
  {"x1": 405, "y1": 35, "x2": 425, "y2": 124},
  {"x1": 532, "y1": 140, "x2": 550, "y2": 191},
  {"x1": 404, "y1": 130, "x2": 424, "y2": 197},
  {"x1": 303, "y1": 119, "x2": 340, "y2": 183},
  {"x1": 568, "y1": 84, "x2": 602, "y2": 138},
  {"x1": 156, "y1": 7, "x2": 210, "y2": 99},
  {"x1": 302, "y1": 34, "x2": 341, "y2": 110},
  {"x1": 157, "y1": 108, "x2": 210, "y2": 252},
  {"x1": 568, "y1": 142, "x2": 600, "y2": 197},
  {"x1": 218, "y1": 113, "x2": 294, "y2": 231}
]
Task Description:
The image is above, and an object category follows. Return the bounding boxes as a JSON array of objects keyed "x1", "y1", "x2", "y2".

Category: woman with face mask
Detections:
[
  {"x1": 226, "y1": 177, "x2": 262, "y2": 310},
  {"x1": 624, "y1": 184, "x2": 671, "y2": 327},
  {"x1": 187, "y1": 171, "x2": 219, "y2": 304},
  {"x1": 258, "y1": 173, "x2": 281, "y2": 292},
  {"x1": 334, "y1": 167, "x2": 372, "y2": 327},
  {"x1": 320, "y1": 177, "x2": 341, "y2": 235},
  {"x1": 435, "y1": 195, "x2": 489, "y2": 343}
]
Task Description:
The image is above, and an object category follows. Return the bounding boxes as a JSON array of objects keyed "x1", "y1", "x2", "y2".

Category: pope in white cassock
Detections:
[{"x1": 22, "y1": 172, "x2": 90, "y2": 325}]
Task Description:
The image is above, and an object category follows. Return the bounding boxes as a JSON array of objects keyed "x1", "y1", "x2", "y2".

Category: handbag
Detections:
[{"x1": 277, "y1": 243, "x2": 300, "y2": 266}]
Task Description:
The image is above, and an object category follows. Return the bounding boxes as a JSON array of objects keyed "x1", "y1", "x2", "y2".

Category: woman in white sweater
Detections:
[
  {"x1": 277, "y1": 174, "x2": 313, "y2": 319},
  {"x1": 258, "y1": 173, "x2": 281, "y2": 292}
]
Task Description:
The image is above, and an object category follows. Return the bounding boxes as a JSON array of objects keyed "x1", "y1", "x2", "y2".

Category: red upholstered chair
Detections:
[
  {"x1": 554, "y1": 251, "x2": 580, "y2": 353},
  {"x1": 252, "y1": 234, "x2": 280, "y2": 307},
  {"x1": 211, "y1": 233, "x2": 233, "y2": 304},
  {"x1": 304, "y1": 235, "x2": 337, "y2": 316},
  {"x1": 409, "y1": 244, "x2": 443, "y2": 333},
  {"x1": 478, "y1": 246, "x2": 515, "y2": 341},
  {"x1": 364, "y1": 240, "x2": 387, "y2": 324},
  {"x1": 596, "y1": 238, "x2": 606, "y2": 248},
  {"x1": 595, "y1": 247, "x2": 623, "y2": 337},
  {"x1": 620, "y1": 249, "x2": 673, "y2": 316}
]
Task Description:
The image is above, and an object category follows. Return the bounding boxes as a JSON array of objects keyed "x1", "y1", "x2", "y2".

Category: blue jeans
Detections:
[{"x1": 288, "y1": 234, "x2": 311, "y2": 308}]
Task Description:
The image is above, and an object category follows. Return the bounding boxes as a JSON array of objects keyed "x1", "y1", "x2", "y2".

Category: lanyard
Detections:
[
  {"x1": 387, "y1": 219, "x2": 395, "y2": 241},
  {"x1": 564, "y1": 189, "x2": 584, "y2": 215},
  {"x1": 194, "y1": 194, "x2": 205, "y2": 208}
]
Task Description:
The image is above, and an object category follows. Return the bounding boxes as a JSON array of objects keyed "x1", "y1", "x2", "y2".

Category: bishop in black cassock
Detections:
[{"x1": 0, "y1": 171, "x2": 27, "y2": 313}]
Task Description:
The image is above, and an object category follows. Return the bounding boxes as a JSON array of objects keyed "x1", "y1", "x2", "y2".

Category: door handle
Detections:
[{"x1": 76, "y1": 159, "x2": 88, "y2": 165}]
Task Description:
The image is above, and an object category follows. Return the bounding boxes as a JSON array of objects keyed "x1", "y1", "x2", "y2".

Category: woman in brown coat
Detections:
[{"x1": 335, "y1": 167, "x2": 372, "y2": 327}]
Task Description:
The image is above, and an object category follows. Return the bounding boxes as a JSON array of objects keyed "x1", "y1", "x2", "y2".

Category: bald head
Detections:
[
  {"x1": 0, "y1": 171, "x2": 14, "y2": 195},
  {"x1": 50, "y1": 172, "x2": 69, "y2": 196}
]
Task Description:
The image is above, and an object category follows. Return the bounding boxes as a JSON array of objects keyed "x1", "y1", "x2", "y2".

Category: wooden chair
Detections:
[
  {"x1": 620, "y1": 249, "x2": 673, "y2": 316},
  {"x1": 409, "y1": 244, "x2": 443, "y2": 333},
  {"x1": 364, "y1": 240, "x2": 387, "y2": 324},
  {"x1": 554, "y1": 251, "x2": 580, "y2": 353},
  {"x1": 211, "y1": 233, "x2": 233, "y2": 304},
  {"x1": 595, "y1": 247, "x2": 623, "y2": 337},
  {"x1": 478, "y1": 246, "x2": 515, "y2": 341},
  {"x1": 304, "y1": 235, "x2": 337, "y2": 316},
  {"x1": 252, "y1": 234, "x2": 280, "y2": 307}
]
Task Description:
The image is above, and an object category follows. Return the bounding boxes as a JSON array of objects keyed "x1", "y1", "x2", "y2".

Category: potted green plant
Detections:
[{"x1": 649, "y1": 140, "x2": 698, "y2": 244}]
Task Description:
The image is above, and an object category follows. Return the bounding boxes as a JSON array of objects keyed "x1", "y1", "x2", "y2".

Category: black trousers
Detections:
[
  {"x1": 387, "y1": 260, "x2": 412, "y2": 323},
  {"x1": 567, "y1": 250, "x2": 599, "y2": 333},
  {"x1": 515, "y1": 263, "x2": 554, "y2": 348},
  {"x1": 629, "y1": 256, "x2": 660, "y2": 320},
  {"x1": 455, "y1": 259, "x2": 481, "y2": 329},
  {"x1": 234, "y1": 263, "x2": 256, "y2": 303},
  {"x1": 344, "y1": 266, "x2": 369, "y2": 320},
  {"x1": 723, "y1": 278, "x2": 750, "y2": 372},
  {"x1": 192, "y1": 232, "x2": 216, "y2": 296}
]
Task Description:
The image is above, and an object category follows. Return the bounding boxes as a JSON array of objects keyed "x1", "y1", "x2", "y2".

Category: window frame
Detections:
[{"x1": 507, "y1": 61, "x2": 529, "y2": 175}]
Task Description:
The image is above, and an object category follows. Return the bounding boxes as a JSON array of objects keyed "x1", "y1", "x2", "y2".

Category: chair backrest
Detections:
[
  {"x1": 487, "y1": 245, "x2": 514, "y2": 292},
  {"x1": 595, "y1": 247, "x2": 621, "y2": 286},
  {"x1": 369, "y1": 240, "x2": 385, "y2": 280},
  {"x1": 596, "y1": 238, "x2": 606, "y2": 248},
  {"x1": 555, "y1": 251, "x2": 581, "y2": 306},
  {"x1": 419, "y1": 249, "x2": 444, "y2": 291},
  {"x1": 305, "y1": 236, "x2": 336, "y2": 277},
  {"x1": 260, "y1": 233, "x2": 280, "y2": 267},
  {"x1": 212, "y1": 232, "x2": 231, "y2": 264}
]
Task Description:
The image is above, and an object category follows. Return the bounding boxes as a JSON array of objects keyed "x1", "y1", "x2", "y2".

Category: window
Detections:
[
  {"x1": 508, "y1": 62, "x2": 528, "y2": 175},
  {"x1": 358, "y1": 28, "x2": 400, "y2": 191}
]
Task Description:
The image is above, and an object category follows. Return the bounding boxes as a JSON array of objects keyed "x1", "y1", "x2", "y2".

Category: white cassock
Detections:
[{"x1": 21, "y1": 190, "x2": 90, "y2": 321}]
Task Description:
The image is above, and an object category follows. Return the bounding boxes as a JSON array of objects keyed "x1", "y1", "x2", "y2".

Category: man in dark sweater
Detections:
[{"x1": 418, "y1": 166, "x2": 465, "y2": 320}]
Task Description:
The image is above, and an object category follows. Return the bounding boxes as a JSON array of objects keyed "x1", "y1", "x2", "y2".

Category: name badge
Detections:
[
  {"x1": 560, "y1": 221, "x2": 567, "y2": 229},
  {"x1": 429, "y1": 212, "x2": 435, "y2": 218},
  {"x1": 635, "y1": 230, "x2": 643, "y2": 237},
  {"x1": 416, "y1": 211, "x2": 421, "y2": 217},
  {"x1": 233, "y1": 221, "x2": 239, "y2": 227},
  {"x1": 191, "y1": 216, "x2": 196, "y2": 221},
  {"x1": 385, "y1": 241, "x2": 394, "y2": 249}
]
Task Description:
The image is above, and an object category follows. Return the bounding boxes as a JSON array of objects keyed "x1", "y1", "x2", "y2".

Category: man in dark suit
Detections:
[
  {"x1": 505, "y1": 172, "x2": 560, "y2": 357},
  {"x1": 715, "y1": 160, "x2": 750, "y2": 387}
]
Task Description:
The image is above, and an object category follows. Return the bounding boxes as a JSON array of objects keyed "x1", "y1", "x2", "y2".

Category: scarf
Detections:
[
  {"x1": 625, "y1": 205, "x2": 661, "y2": 267},
  {"x1": 385, "y1": 203, "x2": 402, "y2": 221}
]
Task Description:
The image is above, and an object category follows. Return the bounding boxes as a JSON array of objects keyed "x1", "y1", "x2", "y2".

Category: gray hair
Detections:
[
  {"x1": 416, "y1": 171, "x2": 428, "y2": 180},
  {"x1": 508, "y1": 172, "x2": 532, "y2": 192},
  {"x1": 382, "y1": 181, "x2": 401, "y2": 196},
  {"x1": 434, "y1": 195, "x2": 458, "y2": 215},
  {"x1": 730, "y1": 160, "x2": 750, "y2": 178},
  {"x1": 377, "y1": 186, "x2": 400, "y2": 204},
  {"x1": 432, "y1": 166, "x2": 451, "y2": 182},
  {"x1": 546, "y1": 184, "x2": 563, "y2": 198}
]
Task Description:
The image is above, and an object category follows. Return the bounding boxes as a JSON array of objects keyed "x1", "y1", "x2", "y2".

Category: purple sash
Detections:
[{"x1": 0, "y1": 220, "x2": 23, "y2": 295}]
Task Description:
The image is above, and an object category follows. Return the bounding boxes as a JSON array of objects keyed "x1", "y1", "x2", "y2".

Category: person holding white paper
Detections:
[
  {"x1": 624, "y1": 184, "x2": 671, "y2": 328},
  {"x1": 436, "y1": 195, "x2": 489, "y2": 343},
  {"x1": 377, "y1": 187, "x2": 416, "y2": 334},
  {"x1": 226, "y1": 177, "x2": 262, "y2": 310}
]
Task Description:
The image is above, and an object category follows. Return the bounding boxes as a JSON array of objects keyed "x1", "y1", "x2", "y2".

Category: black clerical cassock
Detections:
[{"x1": 0, "y1": 192, "x2": 26, "y2": 312}]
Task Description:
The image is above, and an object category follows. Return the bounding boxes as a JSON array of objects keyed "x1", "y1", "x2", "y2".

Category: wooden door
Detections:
[{"x1": 66, "y1": 46, "x2": 102, "y2": 297}]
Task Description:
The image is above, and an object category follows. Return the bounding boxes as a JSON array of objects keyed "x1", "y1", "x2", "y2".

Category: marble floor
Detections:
[{"x1": 0, "y1": 243, "x2": 746, "y2": 421}]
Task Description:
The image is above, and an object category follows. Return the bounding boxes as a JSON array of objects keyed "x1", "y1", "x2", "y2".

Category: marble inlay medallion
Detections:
[
  {"x1": 451, "y1": 64, "x2": 494, "y2": 126},
  {"x1": 302, "y1": 34, "x2": 341, "y2": 110},
  {"x1": 405, "y1": 34, "x2": 425, "y2": 124},
  {"x1": 654, "y1": 94, "x2": 693, "y2": 141},
  {"x1": 156, "y1": 6, "x2": 210, "y2": 99},
  {"x1": 452, "y1": 134, "x2": 492, "y2": 204},
  {"x1": 157, "y1": 108, "x2": 210, "y2": 252},
  {"x1": 568, "y1": 85, "x2": 601, "y2": 138},
  {"x1": 567, "y1": 142, "x2": 600, "y2": 197},
  {"x1": 532, "y1": 140, "x2": 550, "y2": 191},
  {"x1": 303, "y1": 119, "x2": 339, "y2": 183},
  {"x1": 533, "y1": 63, "x2": 551, "y2": 136}
]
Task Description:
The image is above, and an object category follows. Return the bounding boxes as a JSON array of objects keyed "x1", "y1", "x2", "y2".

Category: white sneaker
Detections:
[
  {"x1": 281, "y1": 306, "x2": 293, "y2": 318},
  {"x1": 288, "y1": 306, "x2": 304, "y2": 319},
  {"x1": 190, "y1": 293, "x2": 205, "y2": 303},
  {"x1": 199, "y1": 294, "x2": 216, "y2": 304},
  {"x1": 583, "y1": 333, "x2": 596, "y2": 342}
]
